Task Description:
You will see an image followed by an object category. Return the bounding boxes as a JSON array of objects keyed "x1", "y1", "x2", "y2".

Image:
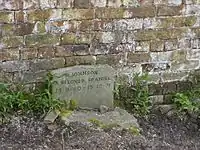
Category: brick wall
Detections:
[{"x1": 0, "y1": 0, "x2": 200, "y2": 92}]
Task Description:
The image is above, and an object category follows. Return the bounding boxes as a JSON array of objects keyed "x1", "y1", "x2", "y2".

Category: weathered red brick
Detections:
[
  {"x1": 96, "y1": 54, "x2": 125, "y2": 66},
  {"x1": 0, "y1": 60, "x2": 30, "y2": 72},
  {"x1": 20, "y1": 47, "x2": 38, "y2": 60},
  {"x1": 27, "y1": 9, "x2": 53, "y2": 22},
  {"x1": 0, "y1": 71, "x2": 13, "y2": 82},
  {"x1": 93, "y1": 19, "x2": 113, "y2": 31},
  {"x1": 62, "y1": 9, "x2": 94, "y2": 20},
  {"x1": 61, "y1": 33, "x2": 92, "y2": 45},
  {"x1": 29, "y1": 58, "x2": 65, "y2": 72},
  {"x1": 0, "y1": 0, "x2": 23, "y2": 10},
  {"x1": 77, "y1": 20, "x2": 94, "y2": 31},
  {"x1": 0, "y1": 49, "x2": 19, "y2": 61},
  {"x1": 157, "y1": 5, "x2": 183, "y2": 16},
  {"x1": 125, "y1": 6, "x2": 156, "y2": 18},
  {"x1": 1, "y1": 36, "x2": 24, "y2": 48},
  {"x1": 25, "y1": 34, "x2": 60, "y2": 47},
  {"x1": 0, "y1": 11, "x2": 14, "y2": 23},
  {"x1": 95, "y1": 8, "x2": 125, "y2": 19},
  {"x1": 127, "y1": 53, "x2": 150, "y2": 63},
  {"x1": 192, "y1": 27, "x2": 200, "y2": 38},
  {"x1": 38, "y1": 46, "x2": 55, "y2": 58},
  {"x1": 65, "y1": 55, "x2": 96, "y2": 66},
  {"x1": 15, "y1": 11, "x2": 25, "y2": 23},
  {"x1": 14, "y1": 71, "x2": 47, "y2": 83},
  {"x1": 163, "y1": 82, "x2": 177, "y2": 94},
  {"x1": 150, "y1": 40, "x2": 164, "y2": 52},
  {"x1": 14, "y1": 23, "x2": 35, "y2": 36},
  {"x1": 74, "y1": 0, "x2": 92, "y2": 8}
]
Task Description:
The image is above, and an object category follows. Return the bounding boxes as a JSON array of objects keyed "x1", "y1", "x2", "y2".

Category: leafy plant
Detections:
[
  {"x1": 0, "y1": 73, "x2": 69, "y2": 119},
  {"x1": 115, "y1": 73, "x2": 150, "y2": 116},
  {"x1": 173, "y1": 93, "x2": 198, "y2": 113},
  {"x1": 172, "y1": 88, "x2": 200, "y2": 116}
]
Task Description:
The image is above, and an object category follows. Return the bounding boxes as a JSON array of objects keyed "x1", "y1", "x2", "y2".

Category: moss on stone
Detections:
[
  {"x1": 1, "y1": 36, "x2": 23, "y2": 48},
  {"x1": 25, "y1": 34, "x2": 60, "y2": 46},
  {"x1": 134, "y1": 30, "x2": 156, "y2": 40},
  {"x1": 96, "y1": 54, "x2": 122, "y2": 65},
  {"x1": 1, "y1": 24, "x2": 14, "y2": 36},
  {"x1": 27, "y1": 9, "x2": 52, "y2": 22},
  {"x1": 101, "y1": 123, "x2": 119, "y2": 130},
  {"x1": 62, "y1": 9, "x2": 94, "y2": 20},
  {"x1": 35, "y1": 21, "x2": 46, "y2": 33},
  {"x1": 184, "y1": 16, "x2": 197, "y2": 26},
  {"x1": 88, "y1": 118, "x2": 103, "y2": 127},
  {"x1": 95, "y1": 8, "x2": 125, "y2": 19},
  {"x1": 159, "y1": 16, "x2": 197, "y2": 28},
  {"x1": 61, "y1": 33, "x2": 77, "y2": 44},
  {"x1": 171, "y1": 50, "x2": 187, "y2": 63},
  {"x1": 128, "y1": 126, "x2": 141, "y2": 136},
  {"x1": 65, "y1": 56, "x2": 96, "y2": 67},
  {"x1": 59, "y1": 110, "x2": 73, "y2": 120},
  {"x1": 0, "y1": 11, "x2": 13, "y2": 23},
  {"x1": 61, "y1": 33, "x2": 91, "y2": 45},
  {"x1": 88, "y1": 118, "x2": 119, "y2": 130}
]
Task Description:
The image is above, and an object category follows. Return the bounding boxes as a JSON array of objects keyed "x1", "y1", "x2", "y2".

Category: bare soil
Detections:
[{"x1": 0, "y1": 113, "x2": 200, "y2": 150}]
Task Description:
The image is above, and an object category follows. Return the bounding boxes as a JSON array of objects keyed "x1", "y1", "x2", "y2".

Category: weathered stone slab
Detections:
[
  {"x1": 62, "y1": 107, "x2": 140, "y2": 129},
  {"x1": 51, "y1": 65, "x2": 115, "y2": 109}
]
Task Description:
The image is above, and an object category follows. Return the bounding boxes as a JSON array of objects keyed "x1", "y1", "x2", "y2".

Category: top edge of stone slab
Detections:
[{"x1": 51, "y1": 65, "x2": 116, "y2": 75}]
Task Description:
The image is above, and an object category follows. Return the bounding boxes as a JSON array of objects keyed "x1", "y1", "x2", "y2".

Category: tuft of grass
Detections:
[
  {"x1": 68, "y1": 99, "x2": 78, "y2": 110},
  {"x1": 0, "y1": 73, "x2": 77, "y2": 119},
  {"x1": 88, "y1": 118, "x2": 119, "y2": 130},
  {"x1": 88, "y1": 118, "x2": 103, "y2": 127},
  {"x1": 101, "y1": 123, "x2": 119, "y2": 130},
  {"x1": 128, "y1": 126, "x2": 141, "y2": 136}
]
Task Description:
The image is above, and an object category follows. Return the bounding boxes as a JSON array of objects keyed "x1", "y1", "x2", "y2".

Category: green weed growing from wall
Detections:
[
  {"x1": 172, "y1": 88, "x2": 200, "y2": 117},
  {"x1": 115, "y1": 73, "x2": 150, "y2": 116}
]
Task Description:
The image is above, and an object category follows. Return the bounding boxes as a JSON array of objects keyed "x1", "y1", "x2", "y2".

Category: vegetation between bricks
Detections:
[
  {"x1": 115, "y1": 72, "x2": 200, "y2": 118},
  {"x1": 114, "y1": 73, "x2": 151, "y2": 116},
  {"x1": 172, "y1": 88, "x2": 200, "y2": 117},
  {"x1": 1, "y1": 72, "x2": 200, "y2": 121}
]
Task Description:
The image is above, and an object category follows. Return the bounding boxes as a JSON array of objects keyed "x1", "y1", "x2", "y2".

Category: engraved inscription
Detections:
[
  {"x1": 62, "y1": 70, "x2": 98, "y2": 77},
  {"x1": 55, "y1": 76, "x2": 112, "y2": 95},
  {"x1": 51, "y1": 65, "x2": 115, "y2": 108}
]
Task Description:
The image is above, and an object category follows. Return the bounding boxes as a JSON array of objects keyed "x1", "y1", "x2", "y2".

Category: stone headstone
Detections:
[{"x1": 51, "y1": 65, "x2": 115, "y2": 109}]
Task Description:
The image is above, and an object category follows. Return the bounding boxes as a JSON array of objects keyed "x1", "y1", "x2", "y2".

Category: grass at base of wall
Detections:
[
  {"x1": 1, "y1": 71, "x2": 200, "y2": 121},
  {"x1": 114, "y1": 72, "x2": 200, "y2": 118},
  {"x1": 114, "y1": 73, "x2": 151, "y2": 117},
  {"x1": 0, "y1": 73, "x2": 77, "y2": 120},
  {"x1": 171, "y1": 87, "x2": 200, "y2": 117}
]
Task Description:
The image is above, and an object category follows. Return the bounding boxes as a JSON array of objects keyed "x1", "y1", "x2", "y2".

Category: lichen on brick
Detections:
[
  {"x1": 61, "y1": 33, "x2": 92, "y2": 45},
  {"x1": 1, "y1": 36, "x2": 24, "y2": 48},
  {"x1": 65, "y1": 56, "x2": 96, "y2": 66},
  {"x1": 27, "y1": 9, "x2": 52, "y2": 22},
  {"x1": 123, "y1": 0, "x2": 140, "y2": 7},
  {"x1": 95, "y1": 8, "x2": 125, "y2": 19},
  {"x1": 25, "y1": 34, "x2": 60, "y2": 46},
  {"x1": 159, "y1": 16, "x2": 197, "y2": 28},
  {"x1": 62, "y1": 9, "x2": 94, "y2": 20},
  {"x1": 33, "y1": 21, "x2": 46, "y2": 33},
  {"x1": 0, "y1": 11, "x2": 14, "y2": 23}
]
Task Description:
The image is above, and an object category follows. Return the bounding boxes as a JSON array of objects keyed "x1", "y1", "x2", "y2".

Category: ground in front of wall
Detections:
[{"x1": 0, "y1": 112, "x2": 200, "y2": 150}]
